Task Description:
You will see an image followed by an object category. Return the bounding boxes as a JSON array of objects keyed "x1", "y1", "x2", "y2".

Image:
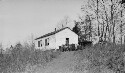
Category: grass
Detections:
[
  {"x1": 73, "y1": 43, "x2": 125, "y2": 73},
  {"x1": 0, "y1": 43, "x2": 61, "y2": 73},
  {"x1": 0, "y1": 42, "x2": 125, "y2": 73}
]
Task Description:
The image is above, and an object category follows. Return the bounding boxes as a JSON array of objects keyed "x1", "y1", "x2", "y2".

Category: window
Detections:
[
  {"x1": 45, "y1": 38, "x2": 49, "y2": 46},
  {"x1": 38, "y1": 41, "x2": 40, "y2": 47},
  {"x1": 38, "y1": 40, "x2": 42, "y2": 47},
  {"x1": 47, "y1": 38, "x2": 49, "y2": 45},
  {"x1": 45, "y1": 39, "x2": 47, "y2": 46}
]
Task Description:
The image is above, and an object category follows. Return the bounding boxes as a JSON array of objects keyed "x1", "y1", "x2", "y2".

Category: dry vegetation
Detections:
[
  {"x1": 0, "y1": 42, "x2": 125, "y2": 73},
  {"x1": 0, "y1": 43, "x2": 61, "y2": 73},
  {"x1": 73, "y1": 43, "x2": 125, "y2": 73}
]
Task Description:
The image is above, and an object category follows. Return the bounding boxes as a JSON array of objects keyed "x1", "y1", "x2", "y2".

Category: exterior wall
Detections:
[
  {"x1": 35, "y1": 35, "x2": 56, "y2": 50},
  {"x1": 35, "y1": 28, "x2": 78, "y2": 50},
  {"x1": 55, "y1": 29, "x2": 78, "y2": 49}
]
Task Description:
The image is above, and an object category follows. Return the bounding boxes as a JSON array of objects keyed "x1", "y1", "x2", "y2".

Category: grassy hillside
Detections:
[
  {"x1": 0, "y1": 42, "x2": 125, "y2": 73},
  {"x1": 0, "y1": 43, "x2": 61, "y2": 73},
  {"x1": 35, "y1": 43, "x2": 125, "y2": 73}
]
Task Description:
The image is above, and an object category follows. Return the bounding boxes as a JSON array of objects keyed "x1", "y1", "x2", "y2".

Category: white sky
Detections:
[{"x1": 0, "y1": 0, "x2": 87, "y2": 48}]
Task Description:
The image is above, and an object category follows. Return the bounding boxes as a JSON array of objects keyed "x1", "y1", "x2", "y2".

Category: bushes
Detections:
[
  {"x1": 59, "y1": 44, "x2": 77, "y2": 51},
  {"x1": 0, "y1": 43, "x2": 61, "y2": 73},
  {"x1": 74, "y1": 43, "x2": 125, "y2": 73}
]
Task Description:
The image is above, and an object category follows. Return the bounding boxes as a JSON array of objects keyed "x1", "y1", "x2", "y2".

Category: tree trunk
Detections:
[
  {"x1": 97, "y1": 0, "x2": 100, "y2": 37},
  {"x1": 111, "y1": 0, "x2": 116, "y2": 43},
  {"x1": 120, "y1": 4, "x2": 123, "y2": 45},
  {"x1": 124, "y1": 35, "x2": 125, "y2": 44},
  {"x1": 113, "y1": 20, "x2": 115, "y2": 43}
]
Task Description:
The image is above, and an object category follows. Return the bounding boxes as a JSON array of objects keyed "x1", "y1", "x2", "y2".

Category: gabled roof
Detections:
[{"x1": 35, "y1": 27, "x2": 72, "y2": 40}]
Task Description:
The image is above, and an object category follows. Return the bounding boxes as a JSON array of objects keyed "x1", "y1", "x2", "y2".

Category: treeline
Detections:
[
  {"x1": 57, "y1": 0, "x2": 125, "y2": 44},
  {"x1": 0, "y1": 43, "x2": 61, "y2": 73}
]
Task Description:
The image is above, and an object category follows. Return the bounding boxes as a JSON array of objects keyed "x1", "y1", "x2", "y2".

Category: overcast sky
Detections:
[{"x1": 0, "y1": 0, "x2": 86, "y2": 48}]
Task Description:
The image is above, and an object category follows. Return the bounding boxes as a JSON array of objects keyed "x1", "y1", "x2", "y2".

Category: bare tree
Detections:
[
  {"x1": 81, "y1": 0, "x2": 125, "y2": 44},
  {"x1": 73, "y1": 14, "x2": 94, "y2": 42},
  {"x1": 56, "y1": 16, "x2": 71, "y2": 30}
]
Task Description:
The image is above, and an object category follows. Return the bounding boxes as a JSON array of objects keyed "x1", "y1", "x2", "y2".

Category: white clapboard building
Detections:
[{"x1": 35, "y1": 27, "x2": 78, "y2": 50}]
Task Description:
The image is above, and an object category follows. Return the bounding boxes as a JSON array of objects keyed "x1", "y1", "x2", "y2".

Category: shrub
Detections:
[
  {"x1": 0, "y1": 42, "x2": 61, "y2": 73},
  {"x1": 74, "y1": 43, "x2": 125, "y2": 73}
]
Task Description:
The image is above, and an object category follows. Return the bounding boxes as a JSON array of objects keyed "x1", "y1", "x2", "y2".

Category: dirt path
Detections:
[{"x1": 36, "y1": 51, "x2": 82, "y2": 73}]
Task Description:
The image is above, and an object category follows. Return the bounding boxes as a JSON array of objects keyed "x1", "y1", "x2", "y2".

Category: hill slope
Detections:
[
  {"x1": 35, "y1": 51, "x2": 85, "y2": 73},
  {"x1": 32, "y1": 44, "x2": 124, "y2": 73}
]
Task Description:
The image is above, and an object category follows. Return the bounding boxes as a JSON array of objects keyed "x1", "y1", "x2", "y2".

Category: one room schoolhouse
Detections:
[{"x1": 35, "y1": 27, "x2": 78, "y2": 50}]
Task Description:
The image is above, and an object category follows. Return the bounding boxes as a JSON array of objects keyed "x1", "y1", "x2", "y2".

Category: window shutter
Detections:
[{"x1": 38, "y1": 41, "x2": 40, "y2": 47}]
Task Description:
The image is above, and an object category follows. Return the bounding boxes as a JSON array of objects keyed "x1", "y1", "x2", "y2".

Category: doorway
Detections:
[{"x1": 66, "y1": 38, "x2": 69, "y2": 46}]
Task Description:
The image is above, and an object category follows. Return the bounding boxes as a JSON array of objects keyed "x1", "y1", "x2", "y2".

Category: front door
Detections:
[{"x1": 66, "y1": 38, "x2": 69, "y2": 46}]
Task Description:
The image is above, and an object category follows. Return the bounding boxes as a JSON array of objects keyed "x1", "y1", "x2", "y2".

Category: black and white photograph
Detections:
[{"x1": 0, "y1": 0, "x2": 125, "y2": 73}]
